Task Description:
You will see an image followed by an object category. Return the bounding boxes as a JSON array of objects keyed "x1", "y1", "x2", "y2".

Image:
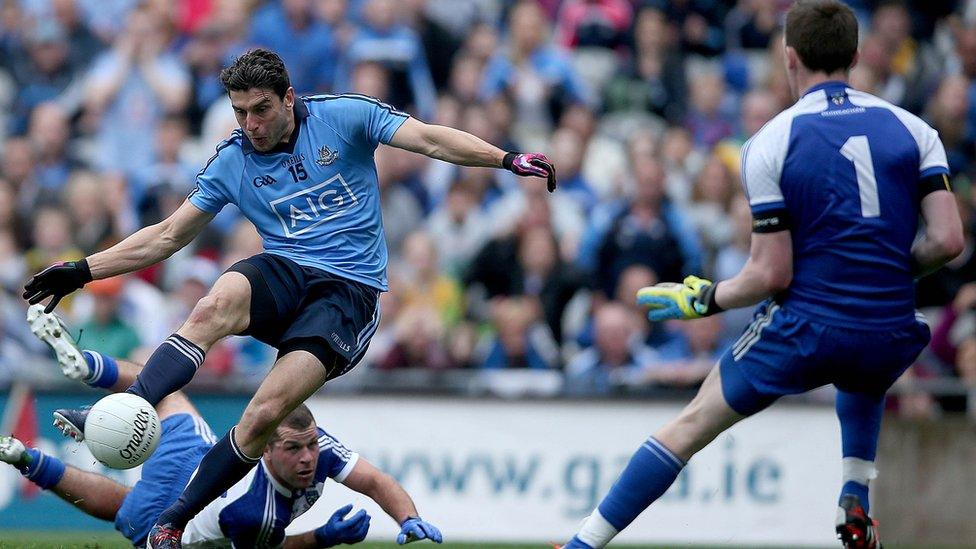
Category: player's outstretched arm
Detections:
[
  {"x1": 341, "y1": 458, "x2": 443, "y2": 545},
  {"x1": 388, "y1": 117, "x2": 556, "y2": 192},
  {"x1": 912, "y1": 189, "x2": 964, "y2": 278},
  {"x1": 23, "y1": 200, "x2": 213, "y2": 312}
]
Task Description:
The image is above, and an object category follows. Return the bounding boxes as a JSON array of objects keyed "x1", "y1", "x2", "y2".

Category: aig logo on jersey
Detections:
[{"x1": 269, "y1": 174, "x2": 358, "y2": 237}]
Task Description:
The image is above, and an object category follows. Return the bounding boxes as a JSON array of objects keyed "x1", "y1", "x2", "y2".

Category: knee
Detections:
[{"x1": 185, "y1": 291, "x2": 248, "y2": 337}]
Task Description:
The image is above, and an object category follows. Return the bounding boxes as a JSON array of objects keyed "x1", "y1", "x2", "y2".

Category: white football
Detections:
[{"x1": 85, "y1": 393, "x2": 161, "y2": 470}]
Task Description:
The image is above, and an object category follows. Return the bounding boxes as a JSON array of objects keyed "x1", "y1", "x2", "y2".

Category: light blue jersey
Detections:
[{"x1": 188, "y1": 94, "x2": 410, "y2": 290}]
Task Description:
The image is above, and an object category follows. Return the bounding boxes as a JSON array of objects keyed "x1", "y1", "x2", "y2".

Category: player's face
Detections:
[
  {"x1": 229, "y1": 87, "x2": 296, "y2": 152},
  {"x1": 265, "y1": 424, "x2": 320, "y2": 490}
]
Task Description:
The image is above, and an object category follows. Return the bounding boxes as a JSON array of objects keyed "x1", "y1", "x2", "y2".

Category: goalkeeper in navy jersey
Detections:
[{"x1": 560, "y1": 2, "x2": 964, "y2": 549}]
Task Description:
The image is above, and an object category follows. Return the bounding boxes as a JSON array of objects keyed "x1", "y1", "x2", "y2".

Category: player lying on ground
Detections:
[
  {"x1": 22, "y1": 47, "x2": 554, "y2": 548},
  {"x1": 560, "y1": 2, "x2": 964, "y2": 549},
  {"x1": 3, "y1": 305, "x2": 441, "y2": 548}
]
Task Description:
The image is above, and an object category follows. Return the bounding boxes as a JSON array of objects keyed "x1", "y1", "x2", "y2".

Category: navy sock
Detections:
[
  {"x1": 836, "y1": 391, "x2": 884, "y2": 514},
  {"x1": 596, "y1": 436, "x2": 686, "y2": 531},
  {"x1": 156, "y1": 427, "x2": 258, "y2": 529},
  {"x1": 127, "y1": 335, "x2": 204, "y2": 406},
  {"x1": 20, "y1": 448, "x2": 66, "y2": 490},
  {"x1": 82, "y1": 350, "x2": 118, "y2": 389}
]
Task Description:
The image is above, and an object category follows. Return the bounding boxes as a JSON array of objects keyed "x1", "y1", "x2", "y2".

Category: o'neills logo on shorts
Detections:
[{"x1": 119, "y1": 408, "x2": 157, "y2": 463}]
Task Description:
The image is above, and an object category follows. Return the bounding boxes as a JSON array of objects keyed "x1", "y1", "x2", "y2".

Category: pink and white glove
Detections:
[{"x1": 503, "y1": 152, "x2": 557, "y2": 192}]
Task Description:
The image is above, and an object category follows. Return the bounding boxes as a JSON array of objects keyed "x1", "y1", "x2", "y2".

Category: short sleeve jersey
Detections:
[
  {"x1": 739, "y1": 82, "x2": 949, "y2": 328},
  {"x1": 187, "y1": 94, "x2": 409, "y2": 291},
  {"x1": 181, "y1": 428, "x2": 359, "y2": 548}
]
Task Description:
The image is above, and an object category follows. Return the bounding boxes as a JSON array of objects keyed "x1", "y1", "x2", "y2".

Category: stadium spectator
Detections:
[
  {"x1": 424, "y1": 178, "x2": 491, "y2": 278},
  {"x1": 685, "y1": 153, "x2": 737, "y2": 260},
  {"x1": 64, "y1": 171, "x2": 117, "y2": 255},
  {"x1": 27, "y1": 102, "x2": 83, "y2": 193},
  {"x1": 554, "y1": 0, "x2": 633, "y2": 51},
  {"x1": 84, "y1": 4, "x2": 190, "y2": 179},
  {"x1": 7, "y1": 19, "x2": 81, "y2": 133},
  {"x1": 248, "y1": 0, "x2": 336, "y2": 94},
  {"x1": 399, "y1": 229, "x2": 464, "y2": 328},
  {"x1": 77, "y1": 276, "x2": 142, "y2": 359},
  {"x1": 724, "y1": 0, "x2": 781, "y2": 51},
  {"x1": 577, "y1": 150, "x2": 701, "y2": 298},
  {"x1": 338, "y1": 0, "x2": 437, "y2": 120},
  {"x1": 565, "y1": 302, "x2": 656, "y2": 396},
  {"x1": 378, "y1": 303, "x2": 453, "y2": 370},
  {"x1": 477, "y1": 296, "x2": 559, "y2": 370},
  {"x1": 684, "y1": 71, "x2": 735, "y2": 149}
]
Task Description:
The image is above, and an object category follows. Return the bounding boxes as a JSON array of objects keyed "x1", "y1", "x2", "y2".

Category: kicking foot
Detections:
[
  {"x1": 53, "y1": 407, "x2": 90, "y2": 442},
  {"x1": 146, "y1": 523, "x2": 183, "y2": 549},
  {"x1": 27, "y1": 304, "x2": 89, "y2": 382},
  {"x1": 836, "y1": 494, "x2": 882, "y2": 549},
  {"x1": 0, "y1": 435, "x2": 27, "y2": 466}
]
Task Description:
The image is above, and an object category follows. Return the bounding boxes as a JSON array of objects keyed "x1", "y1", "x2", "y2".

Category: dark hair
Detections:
[
  {"x1": 269, "y1": 404, "x2": 315, "y2": 444},
  {"x1": 785, "y1": 0, "x2": 858, "y2": 74},
  {"x1": 219, "y1": 48, "x2": 291, "y2": 98}
]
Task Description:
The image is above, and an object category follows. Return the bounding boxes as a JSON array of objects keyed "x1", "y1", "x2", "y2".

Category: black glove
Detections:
[{"x1": 23, "y1": 259, "x2": 93, "y2": 313}]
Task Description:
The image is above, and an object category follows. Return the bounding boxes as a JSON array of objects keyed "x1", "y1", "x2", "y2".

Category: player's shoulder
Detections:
[
  {"x1": 300, "y1": 93, "x2": 408, "y2": 118},
  {"x1": 845, "y1": 87, "x2": 936, "y2": 135}
]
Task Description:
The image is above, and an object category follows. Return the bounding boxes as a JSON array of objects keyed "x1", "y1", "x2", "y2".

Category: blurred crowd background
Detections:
[{"x1": 0, "y1": 0, "x2": 973, "y2": 415}]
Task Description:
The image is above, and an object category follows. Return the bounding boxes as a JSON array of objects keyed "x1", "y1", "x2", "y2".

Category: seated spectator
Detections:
[
  {"x1": 24, "y1": 205, "x2": 82, "y2": 276},
  {"x1": 338, "y1": 0, "x2": 436, "y2": 119},
  {"x1": 8, "y1": 19, "x2": 82, "y2": 133},
  {"x1": 77, "y1": 276, "x2": 143, "y2": 359},
  {"x1": 399, "y1": 230, "x2": 464, "y2": 327},
  {"x1": 480, "y1": 0, "x2": 593, "y2": 141},
  {"x1": 684, "y1": 71, "x2": 735, "y2": 149},
  {"x1": 27, "y1": 102, "x2": 84, "y2": 193},
  {"x1": 477, "y1": 297, "x2": 559, "y2": 370},
  {"x1": 425, "y1": 178, "x2": 491, "y2": 278},
  {"x1": 577, "y1": 151, "x2": 701, "y2": 298},
  {"x1": 64, "y1": 171, "x2": 117, "y2": 255},
  {"x1": 554, "y1": 0, "x2": 633, "y2": 51},
  {"x1": 928, "y1": 282, "x2": 976, "y2": 412},
  {"x1": 378, "y1": 303, "x2": 453, "y2": 370},
  {"x1": 565, "y1": 302, "x2": 657, "y2": 395},
  {"x1": 642, "y1": 315, "x2": 725, "y2": 388},
  {"x1": 548, "y1": 127, "x2": 597, "y2": 212},
  {"x1": 685, "y1": 153, "x2": 737, "y2": 258},
  {"x1": 249, "y1": 0, "x2": 336, "y2": 94},
  {"x1": 603, "y1": 6, "x2": 687, "y2": 123}
]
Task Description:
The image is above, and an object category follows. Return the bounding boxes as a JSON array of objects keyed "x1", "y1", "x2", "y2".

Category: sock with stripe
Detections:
[
  {"x1": 569, "y1": 436, "x2": 686, "y2": 548},
  {"x1": 126, "y1": 334, "x2": 204, "y2": 406},
  {"x1": 17, "y1": 448, "x2": 66, "y2": 490},
  {"x1": 155, "y1": 426, "x2": 259, "y2": 529},
  {"x1": 81, "y1": 350, "x2": 118, "y2": 389},
  {"x1": 836, "y1": 390, "x2": 883, "y2": 514}
]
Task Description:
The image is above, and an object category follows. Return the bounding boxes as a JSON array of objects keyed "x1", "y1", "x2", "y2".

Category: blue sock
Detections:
[
  {"x1": 82, "y1": 350, "x2": 118, "y2": 389},
  {"x1": 836, "y1": 391, "x2": 884, "y2": 514},
  {"x1": 127, "y1": 335, "x2": 204, "y2": 406},
  {"x1": 19, "y1": 448, "x2": 66, "y2": 490},
  {"x1": 156, "y1": 427, "x2": 258, "y2": 529},
  {"x1": 597, "y1": 436, "x2": 686, "y2": 531}
]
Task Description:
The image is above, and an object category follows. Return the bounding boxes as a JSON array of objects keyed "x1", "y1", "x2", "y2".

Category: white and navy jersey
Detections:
[
  {"x1": 182, "y1": 428, "x2": 359, "y2": 548},
  {"x1": 740, "y1": 81, "x2": 950, "y2": 328},
  {"x1": 187, "y1": 94, "x2": 410, "y2": 291}
]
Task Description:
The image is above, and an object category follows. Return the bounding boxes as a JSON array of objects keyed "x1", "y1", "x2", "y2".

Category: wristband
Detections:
[
  {"x1": 77, "y1": 258, "x2": 94, "y2": 283},
  {"x1": 502, "y1": 152, "x2": 517, "y2": 171}
]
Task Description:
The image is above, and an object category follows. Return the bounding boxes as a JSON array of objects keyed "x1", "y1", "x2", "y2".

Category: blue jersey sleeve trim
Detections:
[
  {"x1": 304, "y1": 93, "x2": 410, "y2": 118},
  {"x1": 920, "y1": 165, "x2": 949, "y2": 178}
]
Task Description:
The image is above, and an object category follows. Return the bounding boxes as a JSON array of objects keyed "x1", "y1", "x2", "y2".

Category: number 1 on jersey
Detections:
[{"x1": 840, "y1": 135, "x2": 880, "y2": 218}]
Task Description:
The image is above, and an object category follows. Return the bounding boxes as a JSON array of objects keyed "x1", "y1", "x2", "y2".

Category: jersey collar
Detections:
[
  {"x1": 241, "y1": 99, "x2": 309, "y2": 156},
  {"x1": 801, "y1": 80, "x2": 849, "y2": 98}
]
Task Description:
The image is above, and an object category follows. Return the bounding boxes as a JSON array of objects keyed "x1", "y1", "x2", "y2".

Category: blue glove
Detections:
[
  {"x1": 397, "y1": 517, "x2": 443, "y2": 545},
  {"x1": 314, "y1": 504, "x2": 370, "y2": 547}
]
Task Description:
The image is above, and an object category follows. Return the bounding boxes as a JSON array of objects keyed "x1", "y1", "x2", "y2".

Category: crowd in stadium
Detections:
[{"x1": 0, "y1": 0, "x2": 972, "y2": 410}]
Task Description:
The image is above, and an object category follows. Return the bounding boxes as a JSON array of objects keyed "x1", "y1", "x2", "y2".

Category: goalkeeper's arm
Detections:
[
  {"x1": 713, "y1": 230, "x2": 793, "y2": 311},
  {"x1": 86, "y1": 200, "x2": 214, "y2": 279},
  {"x1": 911, "y1": 189, "x2": 964, "y2": 278}
]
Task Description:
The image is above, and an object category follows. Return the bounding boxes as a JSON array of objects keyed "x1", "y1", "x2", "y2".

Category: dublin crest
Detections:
[{"x1": 316, "y1": 144, "x2": 338, "y2": 166}]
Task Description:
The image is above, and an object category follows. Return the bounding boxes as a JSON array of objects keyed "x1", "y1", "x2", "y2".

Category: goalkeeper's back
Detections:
[{"x1": 740, "y1": 83, "x2": 950, "y2": 329}]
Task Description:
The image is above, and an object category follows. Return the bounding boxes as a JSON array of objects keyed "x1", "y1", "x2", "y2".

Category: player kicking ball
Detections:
[
  {"x1": 23, "y1": 48, "x2": 554, "y2": 548},
  {"x1": 8, "y1": 304, "x2": 441, "y2": 547},
  {"x1": 560, "y1": 2, "x2": 964, "y2": 549}
]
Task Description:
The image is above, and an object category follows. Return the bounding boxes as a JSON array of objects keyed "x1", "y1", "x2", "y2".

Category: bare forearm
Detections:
[
  {"x1": 87, "y1": 223, "x2": 185, "y2": 279},
  {"x1": 367, "y1": 473, "x2": 419, "y2": 524},
  {"x1": 414, "y1": 124, "x2": 506, "y2": 168},
  {"x1": 283, "y1": 532, "x2": 320, "y2": 549},
  {"x1": 911, "y1": 237, "x2": 957, "y2": 278},
  {"x1": 714, "y1": 261, "x2": 779, "y2": 310}
]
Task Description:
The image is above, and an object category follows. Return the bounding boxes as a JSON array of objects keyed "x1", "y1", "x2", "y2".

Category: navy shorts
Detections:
[
  {"x1": 115, "y1": 414, "x2": 216, "y2": 546},
  {"x1": 719, "y1": 301, "x2": 931, "y2": 416},
  {"x1": 227, "y1": 253, "x2": 381, "y2": 378}
]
